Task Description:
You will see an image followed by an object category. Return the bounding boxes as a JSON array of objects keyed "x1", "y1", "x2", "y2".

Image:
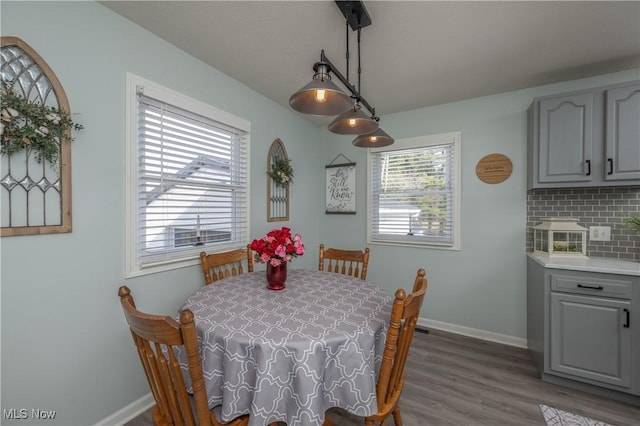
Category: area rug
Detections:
[{"x1": 539, "y1": 404, "x2": 612, "y2": 426}]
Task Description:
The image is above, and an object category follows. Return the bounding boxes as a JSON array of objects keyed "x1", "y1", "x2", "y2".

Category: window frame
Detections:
[
  {"x1": 366, "y1": 131, "x2": 461, "y2": 250},
  {"x1": 125, "y1": 73, "x2": 251, "y2": 277}
]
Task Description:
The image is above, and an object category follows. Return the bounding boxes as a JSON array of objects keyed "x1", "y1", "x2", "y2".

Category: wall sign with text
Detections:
[
  {"x1": 476, "y1": 153, "x2": 513, "y2": 184},
  {"x1": 325, "y1": 162, "x2": 356, "y2": 214}
]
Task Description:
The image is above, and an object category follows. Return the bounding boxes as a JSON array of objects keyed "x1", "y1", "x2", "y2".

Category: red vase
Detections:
[{"x1": 266, "y1": 262, "x2": 287, "y2": 290}]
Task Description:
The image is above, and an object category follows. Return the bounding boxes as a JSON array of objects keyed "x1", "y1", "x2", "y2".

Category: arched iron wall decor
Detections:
[
  {"x1": 1, "y1": 37, "x2": 73, "y2": 236},
  {"x1": 267, "y1": 139, "x2": 290, "y2": 222}
]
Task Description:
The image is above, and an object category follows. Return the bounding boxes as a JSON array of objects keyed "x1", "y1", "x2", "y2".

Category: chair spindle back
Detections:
[
  {"x1": 375, "y1": 268, "x2": 428, "y2": 423},
  {"x1": 200, "y1": 245, "x2": 253, "y2": 285},
  {"x1": 118, "y1": 286, "x2": 213, "y2": 426},
  {"x1": 318, "y1": 244, "x2": 370, "y2": 280}
]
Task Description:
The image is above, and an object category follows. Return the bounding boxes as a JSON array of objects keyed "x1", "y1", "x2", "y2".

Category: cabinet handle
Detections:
[
  {"x1": 608, "y1": 158, "x2": 613, "y2": 175},
  {"x1": 585, "y1": 160, "x2": 591, "y2": 176},
  {"x1": 623, "y1": 308, "x2": 630, "y2": 328},
  {"x1": 577, "y1": 284, "x2": 603, "y2": 290}
]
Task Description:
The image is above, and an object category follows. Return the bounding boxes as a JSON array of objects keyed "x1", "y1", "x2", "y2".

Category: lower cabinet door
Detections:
[{"x1": 549, "y1": 293, "x2": 632, "y2": 389}]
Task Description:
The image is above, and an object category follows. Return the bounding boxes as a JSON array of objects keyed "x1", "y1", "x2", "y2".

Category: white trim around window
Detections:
[
  {"x1": 125, "y1": 73, "x2": 251, "y2": 277},
  {"x1": 367, "y1": 131, "x2": 461, "y2": 250}
]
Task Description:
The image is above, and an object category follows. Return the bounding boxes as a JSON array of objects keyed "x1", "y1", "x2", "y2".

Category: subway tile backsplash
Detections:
[{"x1": 526, "y1": 187, "x2": 640, "y2": 261}]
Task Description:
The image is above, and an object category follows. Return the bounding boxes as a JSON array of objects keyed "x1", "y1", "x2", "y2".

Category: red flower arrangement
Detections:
[{"x1": 250, "y1": 227, "x2": 305, "y2": 267}]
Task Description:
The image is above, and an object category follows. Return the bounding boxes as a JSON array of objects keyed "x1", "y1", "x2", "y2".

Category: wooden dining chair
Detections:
[
  {"x1": 200, "y1": 245, "x2": 253, "y2": 285},
  {"x1": 318, "y1": 243, "x2": 370, "y2": 280},
  {"x1": 118, "y1": 286, "x2": 249, "y2": 426},
  {"x1": 323, "y1": 268, "x2": 428, "y2": 426}
]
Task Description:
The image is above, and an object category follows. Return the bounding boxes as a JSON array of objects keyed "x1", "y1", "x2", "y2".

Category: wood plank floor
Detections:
[{"x1": 125, "y1": 329, "x2": 640, "y2": 425}]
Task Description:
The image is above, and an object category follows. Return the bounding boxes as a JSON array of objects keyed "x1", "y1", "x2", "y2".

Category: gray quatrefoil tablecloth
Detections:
[{"x1": 178, "y1": 269, "x2": 392, "y2": 426}]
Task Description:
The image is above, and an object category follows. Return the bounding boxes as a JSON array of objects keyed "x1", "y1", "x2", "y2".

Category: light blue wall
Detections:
[
  {"x1": 319, "y1": 69, "x2": 639, "y2": 341},
  {"x1": 2, "y1": 1, "x2": 639, "y2": 425},
  {"x1": 1, "y1": 2, "x2": 323, "y2": 425}
]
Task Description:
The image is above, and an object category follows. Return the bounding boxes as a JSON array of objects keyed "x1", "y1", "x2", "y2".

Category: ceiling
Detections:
[{"x1": 102, "y1": 1, "x2": 640, "y2": 125}]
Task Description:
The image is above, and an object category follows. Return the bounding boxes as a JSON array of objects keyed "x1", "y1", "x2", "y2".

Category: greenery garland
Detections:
[
  {"x1": 268, "y1": 157, "x2": 294, "y2": 187},
  {"x1": 1, "y1": 80, "x2": 83, "y2": 166}
]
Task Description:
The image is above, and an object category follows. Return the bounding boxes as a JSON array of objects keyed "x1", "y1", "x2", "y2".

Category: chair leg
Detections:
[{"x1": 392, "y1": 406, "x2": 403, "y2": 426}]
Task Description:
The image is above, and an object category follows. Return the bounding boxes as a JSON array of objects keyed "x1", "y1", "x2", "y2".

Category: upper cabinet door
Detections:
[
  {"x1": 538, "y1": 93, "x2": 593, "y2": 183},
  {"x1": 605, "y1": 82, "x2": 640, "y2": 181}
]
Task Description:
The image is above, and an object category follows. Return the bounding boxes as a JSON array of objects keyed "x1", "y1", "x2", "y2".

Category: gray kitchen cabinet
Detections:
[
  {"x1": 536, "y1": 92, "x2": 594, "y2": 184},
  {"x1": 605, "y1": 82, "x2": 640, "y2": 181},
  {"x1": 528, "y1": 80, "x2": 640, "y2": 189},
  {"x1": 527, "y1": 255, "x2": 640, "y2": 405},
  {"x1": 550, "y1": 292, "x2": 631, "y2": 389}
]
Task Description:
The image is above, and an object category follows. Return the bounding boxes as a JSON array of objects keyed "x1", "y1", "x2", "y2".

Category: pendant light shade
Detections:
[
  {"x1": 328, "y1": 104, "x2": 379, "y2": 135},
  {"x1": 289, "y1": 64, "x2": 353, "y2": 116},
  {"x1": 289, "y1": 2, "x2": 393, "y2": 146},
  {"x1": 352, "y1": 127, "x2": 394, "y2": 147}
]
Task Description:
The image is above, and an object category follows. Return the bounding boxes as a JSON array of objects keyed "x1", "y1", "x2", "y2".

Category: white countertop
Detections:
[{"x1": 528, "y1": 253, "x2": 640, "y2": 276}]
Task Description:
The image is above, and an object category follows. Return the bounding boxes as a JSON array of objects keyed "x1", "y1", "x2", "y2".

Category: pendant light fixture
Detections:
[
  {"x1": 289, "y1": 1, "x2": 393, "y2": 147},
  {"x1": 352, "y1": 127, "x2": 395, "y2": 147},
  {"x1": 289, "y1": 61, "x2": 353, "y2": 116},
  {"x1": 328, "y1": 103, "x2": 378, "y2": 134}
]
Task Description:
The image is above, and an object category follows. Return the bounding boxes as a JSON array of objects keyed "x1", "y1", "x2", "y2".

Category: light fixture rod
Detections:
[
  {"x1": 345, "y1": 20, "x2": 350, "y2": 82},
  {"x1": 320, "y1": 50, "x2": 377, "y2": 120},
  {"x1": 357, "y1": 26, "x2": 361, "y2": 93}
]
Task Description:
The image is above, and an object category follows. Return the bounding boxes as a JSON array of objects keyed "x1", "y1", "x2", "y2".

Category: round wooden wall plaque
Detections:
[{"x1": 476, "y1": 153, "x2": 513, "y2": 184}]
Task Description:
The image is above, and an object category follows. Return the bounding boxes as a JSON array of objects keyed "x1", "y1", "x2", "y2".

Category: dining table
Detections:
[{"x1": 177, "y1": 268, "x2": 392, "y2": 426}]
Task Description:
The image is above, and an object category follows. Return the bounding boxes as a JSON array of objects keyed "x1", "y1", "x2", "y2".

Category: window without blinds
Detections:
[
  {"x1": 132, "y1": 83, "x2": 249, "y2": 270},
  {"x1": 369, "y1": 133, "x2": 459, "y2": 248}
]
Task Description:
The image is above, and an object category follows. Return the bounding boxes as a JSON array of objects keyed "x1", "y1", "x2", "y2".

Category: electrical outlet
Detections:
[{"x1": 589, "y1": 226, "x2": 611, "y2": 241}]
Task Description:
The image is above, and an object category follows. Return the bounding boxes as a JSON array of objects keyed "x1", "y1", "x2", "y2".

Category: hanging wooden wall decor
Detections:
[
  {"x1": 267, "y1": 139, "x2": 291, "y2": 222},
  {"x1": 1, "y1": 37, "x2": 75, "y2": 236},
  {"x1": 476, "y1": 153, "x2": 513, "y2": 184},
  {"x1": 325, "y1": 154, "x2": 356, "y2": 214}
]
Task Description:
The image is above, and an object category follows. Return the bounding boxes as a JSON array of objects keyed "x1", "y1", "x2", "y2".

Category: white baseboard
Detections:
[
  {"x1": 417, "y1": 317, "x2": 528, "y2": 348},
  {"x1": 94, "y1": 393, "x2": 154, "y2": 426},
  {"x1": 102, "y1": 319, "x2": 526, "y2": 425}
]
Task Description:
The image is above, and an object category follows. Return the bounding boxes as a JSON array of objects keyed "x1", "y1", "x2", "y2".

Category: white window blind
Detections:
[
  {"x1": 368, "y1": 132, "x2": 460, "y2": 248},
  {"x1": 126, "y1": 74, "x2": 250, "y2": 275}
]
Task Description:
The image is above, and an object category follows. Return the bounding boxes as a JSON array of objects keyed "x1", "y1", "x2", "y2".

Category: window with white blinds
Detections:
[
  {"x1": 125, "y1": 74, "x2": 250, "y2": 276},
  {"x1": 368, "y1": 132, "x2": 460, "y2": 249}
]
